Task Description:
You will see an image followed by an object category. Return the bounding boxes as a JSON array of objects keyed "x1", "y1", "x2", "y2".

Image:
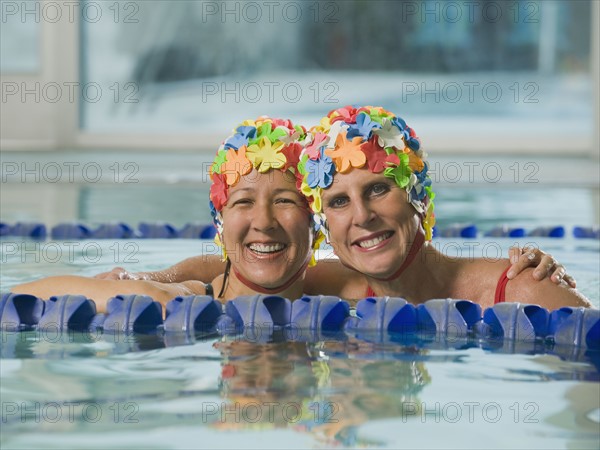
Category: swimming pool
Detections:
[
  {"x1": 1, "y1": 236, "x2": 598, "y2": 449},
  {"x1": 1, "y1": 153, "x2": 599, "y2": 449}
]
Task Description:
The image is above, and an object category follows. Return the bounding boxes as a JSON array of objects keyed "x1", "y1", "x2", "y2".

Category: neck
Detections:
[
  {"x1": 228, "y1": 258, "x2": 309, "y2": 299},
  {"x1": 372, "y1": 231, "x2": 425, "y2": 282},
  {"x1": 365, "y1": 234, "x2": 442, "y2": 301}
]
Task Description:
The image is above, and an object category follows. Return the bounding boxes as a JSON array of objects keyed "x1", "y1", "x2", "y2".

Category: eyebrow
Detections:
[
  {"x1": 322, "y1": 179, "x2": 394, "y2": 197},
  {"x1": 273, "y1": 188, "x2": 301, "y2": 195},
  {"x1": 229, "y1": 188, "x2": 300, "y2": 195},
  {"x1": 320, "y1": 189, "x2": 336, "y2": 199}
]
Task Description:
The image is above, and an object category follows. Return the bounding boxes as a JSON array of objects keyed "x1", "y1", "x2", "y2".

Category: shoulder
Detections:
[
  {"x1": 445, "y1": 258, "x2": 510, "y2": 308},
  {"x1": 504, "y1": 268, "x2": 592, "y2": 309},
  {"x1": 180, "y1": 280, "x2": 211, "y2": 295},
  {"x1": 305, "y1": 258, "x2": 368, "y2": 299},
  {"x1": 95, "y1": 279, "x2": 215, "y2": 305},
  {"x1": 157, "y1": 280, "x2": 210, "y2": 297},
  {"x1": 455, "y1": 258, "x2": 592, "y2": 309},
  {"x1": 208, "y1": 275, "x2": 225, "y2": 302}
]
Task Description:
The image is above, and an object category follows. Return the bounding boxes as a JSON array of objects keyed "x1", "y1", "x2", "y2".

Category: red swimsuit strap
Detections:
[
  {"x1": 375, "y1": 231, "x2": 425, "y2": 282},
  {"x1": 365, "y1": 231, "x2": 425, "y2": 296},
  {"x1": 494, "y1": 266, "x2": 511, "y2": 304},
  {"x1": 232, "y1": 258, "x2": 310, "y2": 295}
]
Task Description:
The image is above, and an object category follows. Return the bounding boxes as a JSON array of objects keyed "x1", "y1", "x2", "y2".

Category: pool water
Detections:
[
  {"x1": 2, "y1": 237, "x2": 598, "y2": 306},
  {"x1": 1, "y1": 238, "x2": 599, "y2": 449},
  {"x1": 1, "y1": 326, "x2": 599, "y2": 449},
  {"x1": 1, "y1": 153, "x2": 599, "y2": 448}
]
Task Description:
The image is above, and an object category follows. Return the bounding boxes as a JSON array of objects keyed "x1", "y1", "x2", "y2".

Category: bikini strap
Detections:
[
  {"x1": 494, "y1": 266, "x2": 511, "y2": 304},
  {"x1": 374, "y1": 231, "x2": 425, "y2": 282},
  {"x1": 364, "y1": 231, "x2": 425, "y2": 296},
  {"x1": 232, "y1": 257, "x2": 310, "y2": 295}
]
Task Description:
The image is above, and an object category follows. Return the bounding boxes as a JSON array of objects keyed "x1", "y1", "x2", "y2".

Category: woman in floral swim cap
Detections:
[
  {"x1": 96, "y1": 108, "x2": 582, "y2": 308},
  {"x1": 296, "y1": 105, "x2": 591, "y2": 310},
  {"x1": 11, "y1": 117, "x2": 317, "y2": 310},
  {"x1": 202, "y1": 116, "x2": 319, "y2": 300}
]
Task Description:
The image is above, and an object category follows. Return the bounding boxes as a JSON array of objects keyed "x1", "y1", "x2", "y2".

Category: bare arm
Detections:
[
  {"x1": 95, "y1": 255, "x2": 226, "y2": 283},
  {"x1": 505, "y1": 268, "x2": 593, "y2": 310},
  {"x1": 507, "y1": 245, "x2": 576, "y2": 287},
  {"x1": 305, "y1": 244, "x2": 578, "y2": 299},
  {"x1": 305, "y1": 258, "x2": 368, "y2": 300},
  {"x1": 11, "y1": 276, "x2": 208, "y2": 314},
  {"x1": 95, "y1": 253, "x2": 366, "y2": 298}
]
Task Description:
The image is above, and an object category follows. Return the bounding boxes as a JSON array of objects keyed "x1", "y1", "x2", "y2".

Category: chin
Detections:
[
  {"x1": 357, "y1": 258, "x2": 397, "y2": 278},
  {"x1": 249, "y1": 270, "x2": 289, "y2": 286},
  {"x1": 363, "y1": 269, "x2": 392, "y2": 280}
]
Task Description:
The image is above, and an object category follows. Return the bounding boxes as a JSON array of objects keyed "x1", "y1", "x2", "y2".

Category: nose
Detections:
[
  {"x1": 351, "y1": 198, "x2": 376, "y2": 228},
  {"x1": 251, "y1": 201, "x2": 278, "y2": 232}
]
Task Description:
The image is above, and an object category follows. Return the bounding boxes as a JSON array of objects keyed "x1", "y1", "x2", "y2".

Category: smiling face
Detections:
[
  {"x1": 321, "y1": 168, "x2": 422, "y2": 279},
  {"x1": 220, "y1": 169, "x2": 313, "y2": 289}
]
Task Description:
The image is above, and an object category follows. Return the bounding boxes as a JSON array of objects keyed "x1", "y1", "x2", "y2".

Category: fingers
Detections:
[
  {"x1": 94, "y1": 272, "x2": 120, "y2": 280},
  {"x1": 506, "y1": 247, "x2": 538, "y2": 279},
  {"x1": 508, "y1": 246, "x2": 525, "y2": 264},
  {"x1": 507, "y1": 249, "x2": 577, "y2": 287},
  {"x1": 94, "y1": 267, "x2": 128, "y2": 280},
  {"x1": 563, "y1": 273, "x2": 577, "y2": 288},
  {"x1": 550, "y1": 265, "x2": 577, "y2": 288},
  {"x1": 550, "y1": 265, "x2": 566, "y2": 284},
  {"x1": 122, "y1": 271, "x2": 144, "y2": 280},
  {"x1": 117, "y1": 270, "x2": 130, "y2": 280},
  {"x1": 532, "y1": 254, "x2": 556, "y2": 281}
]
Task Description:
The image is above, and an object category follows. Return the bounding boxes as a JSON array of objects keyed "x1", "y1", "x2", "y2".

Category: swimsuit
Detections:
[
  {"x1": 232, "y1": 257, "x2": 311, "y2": 295},
  {"x1": 367, "y1": 265, "x2": 512, "y2": 305},
  {"x1": 493, "y1": 266, "x2": 511, "y2": 304},
  {"x1": 363, "y1": 232, "x2": 424, "y2": 298},
  {"x1": 205, "y1": 282, "x2": 214, "y2": 297}
]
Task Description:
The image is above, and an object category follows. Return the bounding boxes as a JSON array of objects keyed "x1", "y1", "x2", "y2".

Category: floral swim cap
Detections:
[
  {"x1": 298, "y1": 105, "x2": 436, "y2": 241},
  {"x1": 208, "y1": 116, "x2": 324, "y2": 265}
]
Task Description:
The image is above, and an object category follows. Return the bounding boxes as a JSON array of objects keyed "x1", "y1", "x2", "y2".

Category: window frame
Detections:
[{"x1": 2, "y1": 1, "x2": 598, "y2": 157}]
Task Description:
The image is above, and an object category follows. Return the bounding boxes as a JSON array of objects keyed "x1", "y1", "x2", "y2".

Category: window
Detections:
[
  {"x1": 1, "y1": 0, "x2": 40, "y2": 73},
  {"x1": 14, "y1": 1, "x2": 599, "y2": 151}
]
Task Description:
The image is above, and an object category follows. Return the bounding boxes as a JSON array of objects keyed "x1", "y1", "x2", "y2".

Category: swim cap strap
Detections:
[
  {"x1": 339, "y1": 230, "x2": 425, "y2": 282},
  {"x1": 231, "y1": 257, "x2": 310, "y2": 295},
  {"x1": 375, "y1": 230, "x2": 425, "y2": 282}
]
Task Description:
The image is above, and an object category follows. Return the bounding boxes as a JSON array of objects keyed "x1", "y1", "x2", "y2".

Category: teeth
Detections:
[
  {"x1": 357, "y1": 232, "x2": 392, "y2": 249},
  {"x1": 248, "y1": 243, "x2": 285, "y2": 254}
]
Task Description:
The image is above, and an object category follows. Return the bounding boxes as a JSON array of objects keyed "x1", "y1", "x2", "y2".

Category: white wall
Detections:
[{"x1": 1, "y1": 7, "x2": 78, "y2": 150}]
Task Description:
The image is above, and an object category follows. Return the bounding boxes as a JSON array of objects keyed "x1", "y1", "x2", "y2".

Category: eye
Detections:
[
  {"x1": 274, "y1": 197, "x2": 296, "y2": 205},
  {"x1": 369, "y1": 183, "x2": 390, "y2": 197},
  {"x1": 231, "y1": 198, "x2": 252, "y2": 207},
  {"x1": 327, "y1": 196, "x2": 349, "y2": 209}
]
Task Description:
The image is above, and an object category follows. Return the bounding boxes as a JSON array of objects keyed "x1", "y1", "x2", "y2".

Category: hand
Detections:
[
  {"x1": 94, "y1": 267, "x2": 146, "y2": 281},
  {"x1": 507, "y1": 246, "x2": 576, "y2": 288}
]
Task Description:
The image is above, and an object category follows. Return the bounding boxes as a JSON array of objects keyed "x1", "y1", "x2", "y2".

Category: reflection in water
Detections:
[
  {"x1": 1, "y1": 328, "x2": 599, "y2": 448},
  {"x1": 212, "y1": 335, "x2": 431, "y2": 446},
  {"x1": 0, "y1": 328, "x2": 166, "y2": 359}
]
